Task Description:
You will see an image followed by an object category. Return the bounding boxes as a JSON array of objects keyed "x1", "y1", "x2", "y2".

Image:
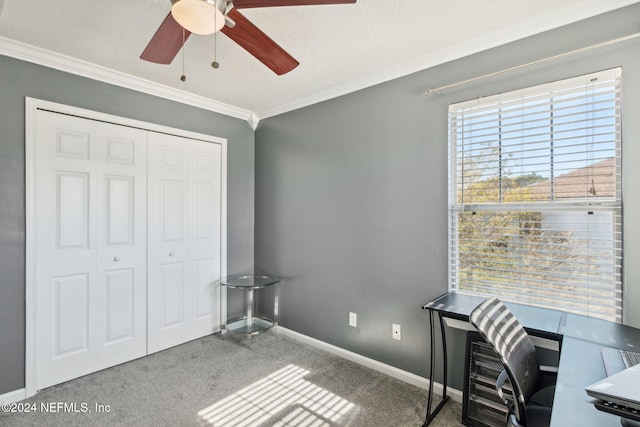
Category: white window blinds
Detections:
[{"x1": 448, "y1": 68, "x2": 622, "y2": 322}]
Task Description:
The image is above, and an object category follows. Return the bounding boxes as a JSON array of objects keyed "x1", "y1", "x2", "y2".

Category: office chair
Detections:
[{"x1": 469, "y1": 297, "x2": 557, "y2": 427}]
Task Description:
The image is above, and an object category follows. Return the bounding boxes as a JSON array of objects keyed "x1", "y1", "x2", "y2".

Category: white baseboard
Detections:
[
  {"x1": 275, "y1": 326, "x2": 463, "y2": 403},
  {"x1": 0, "y1": 388, "x2": 26, "y2": 404}
]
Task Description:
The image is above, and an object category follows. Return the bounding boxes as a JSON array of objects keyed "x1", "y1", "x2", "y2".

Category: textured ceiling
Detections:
[{"x1": 0, "y1": 0, "x2": 637, "y2": 120}]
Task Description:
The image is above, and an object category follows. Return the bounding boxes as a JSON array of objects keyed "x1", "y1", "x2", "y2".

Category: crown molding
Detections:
[
  {"x1": 255, "y1": 0, "x2": 640, "y2": 120},
  {"x1": 2, "y1": 0, "x2": 636, "y2": 124},
  {"x1": 0, "y1": 36, "x2": 255, "y2": 126}
]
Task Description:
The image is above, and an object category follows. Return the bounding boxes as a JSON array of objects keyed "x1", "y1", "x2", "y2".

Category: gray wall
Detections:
[
  {"x1": 0, "y1": 55, "x2": 255, "y2": 394},
  {"x1": 255, "y1": 4, "x2": 640, "y2": 390}
]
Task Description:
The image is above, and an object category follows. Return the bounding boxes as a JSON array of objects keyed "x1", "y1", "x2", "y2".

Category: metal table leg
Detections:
[
  {"x1": 246, "y1": 287, "x2": 254, "y2": 338},
  {"x1": 273, "y1": 281, "x2": 279, "y2": 325}
]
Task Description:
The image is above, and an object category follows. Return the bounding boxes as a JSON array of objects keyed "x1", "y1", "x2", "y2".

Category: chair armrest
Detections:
[{"x1": 495, "y1": 369, "x2": 511, "y2": 406}]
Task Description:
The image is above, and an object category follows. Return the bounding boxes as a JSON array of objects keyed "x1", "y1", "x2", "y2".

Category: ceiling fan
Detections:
[{"x1": 141, "y1": 0, "x2": 357, "y2": 76}]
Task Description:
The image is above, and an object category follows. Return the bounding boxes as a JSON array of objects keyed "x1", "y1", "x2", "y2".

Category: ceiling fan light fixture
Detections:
[{"x1": 171, "y1": 0, "x2": 225, "y2": 35}]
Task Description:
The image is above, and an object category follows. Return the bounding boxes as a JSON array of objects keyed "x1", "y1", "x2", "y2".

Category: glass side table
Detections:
[{"x1": 220, "y1": 274, "x2": 280, "y2": 338}]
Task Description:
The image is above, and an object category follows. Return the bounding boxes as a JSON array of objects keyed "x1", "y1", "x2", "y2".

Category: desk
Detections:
[
  {"x1": 551, "y1": 315, "x2": 640, "y2": 426},
  {"x1": 563, "y1": 313, "x2": 640, "y2": 349},
  {"x1": 551, "y1": 337, "x2": 620, "y2": 426},
  {"x1": 221, "y1": 275, "x2": 280, "y2": 337},
  {"x1": 422, "y1": 292, "x2": 640, "y2": 427}
]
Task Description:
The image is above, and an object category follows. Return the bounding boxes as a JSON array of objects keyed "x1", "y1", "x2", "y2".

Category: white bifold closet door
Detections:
[
  {"x1": 33, "y1": 110, "x2": 148, "y2": 390},
  {"x1": 32, "y1": 109, "x2": 223, "y2": 391},
  {"x1": 147, "y1": 132, "x2": 222, "y2": 353}
]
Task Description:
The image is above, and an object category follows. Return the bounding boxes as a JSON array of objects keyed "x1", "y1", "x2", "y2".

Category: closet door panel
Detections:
[
  {"x1": 161, "y1": 180, "x2": 185, "y2": 241},
  {"x1": 147, "y1": 133, "x2": 222, "y2": 353},
  {"x1": 161, "y1": 262, "x2": 186, "y2": 327},
  {"x1": 190, "y1": 142, "x2": 222, "y2": 326},
  {"x1": 104, "y1": 268, "x2": 135, "y2": 343},
  {"x1": 95, "y1": 123, "x2": 148, "y2": 367},
  {"x1": 56, "y1": 172, "x2": 90, "y2": 248},
  {"x1": 148, "y1": 139, "x2": 188, "y2": 352},
  {"x1": 105, "y1": 176, "x2": 134, "y2": 245},
  {"x1": 35, "y1": 112, "x2": 98, "y2": 389},
  {"x1": 34, "y1": 111, "x2": 147, "y2": 390},
  {"x1": 54, "y1": 274, "x2": 90, "y2": 356},
  {"x1": 194, "y1": 258, "x2": 217, "y2": 318}
]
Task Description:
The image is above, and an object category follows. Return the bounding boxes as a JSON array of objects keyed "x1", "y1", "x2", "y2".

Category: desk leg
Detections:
[
  {"x1": 423, "y1": 310, "x2": 449, "y2": 426},
  {"x1": 438, "y1": 311, "x2": 448, "y2": 402},
  {"x1": 426, "y1": 310, "x2": 435, "y2": 416}
]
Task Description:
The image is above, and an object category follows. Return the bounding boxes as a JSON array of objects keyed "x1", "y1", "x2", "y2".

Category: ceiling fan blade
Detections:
[
  {"x1": 221, "y1": 8, "x2": 299, "y2": 75},
  {"x1": 140, "y1": 12, "x2": 191, "y2": 64},
  {"x1": 232, "y1": 0, "x2": 356, "y2": 8}
]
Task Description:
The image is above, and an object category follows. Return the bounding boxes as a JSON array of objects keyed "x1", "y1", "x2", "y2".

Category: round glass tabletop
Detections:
[{"x1": 220, "y1": 274, "x2": 280, "y2": 289}]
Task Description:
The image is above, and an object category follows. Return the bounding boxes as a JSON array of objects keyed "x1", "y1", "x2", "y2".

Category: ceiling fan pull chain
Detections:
[
  {"x1": 212, "y1": 1, "x2": 220, "y2": 69},
  {"x1": 180, "y1": 27, "x2": 187, "y2": 81},
  {"x1": 211, "y1": 34, "x2": 220, "y2": 69}
]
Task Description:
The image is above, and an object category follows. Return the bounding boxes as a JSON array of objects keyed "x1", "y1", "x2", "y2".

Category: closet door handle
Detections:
[
  {"x1": 114, "y1": 256, "x2": 121, "y2": 262},
  {"x1": 169, "y1": 251, "x2": 175, "y2": 257}
]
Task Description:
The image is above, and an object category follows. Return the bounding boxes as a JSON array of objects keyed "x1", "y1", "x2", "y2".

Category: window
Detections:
[{"x1": 448, "y1": 68, "x2": 622, "y2": 322}]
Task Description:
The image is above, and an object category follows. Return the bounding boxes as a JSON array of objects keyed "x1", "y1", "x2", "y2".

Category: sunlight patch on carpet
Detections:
[{"x1": 198, "y1": 364, "x2": 356, "y2": 426}]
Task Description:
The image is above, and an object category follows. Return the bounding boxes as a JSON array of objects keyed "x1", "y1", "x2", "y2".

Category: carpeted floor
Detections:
[{"x1": 0, "y1": 331, "x2": 463, "y2": 426}]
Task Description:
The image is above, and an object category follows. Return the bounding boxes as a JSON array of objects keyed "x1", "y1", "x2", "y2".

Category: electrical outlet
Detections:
[
  {"x1": 349, "y1": 312, "x2": 357, "y2": 328},
  {"x1": 392, "y1": 323, "x2": 401, "y2": 340}
]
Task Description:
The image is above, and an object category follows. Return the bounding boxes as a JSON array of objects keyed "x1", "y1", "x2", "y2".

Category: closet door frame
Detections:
[{"x1": 24, "y1": 98, "x2": 228, "y2": 398}]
